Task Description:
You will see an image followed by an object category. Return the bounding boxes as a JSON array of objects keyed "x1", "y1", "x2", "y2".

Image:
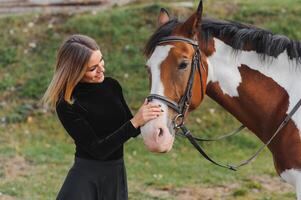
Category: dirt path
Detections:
[
  {"x1": 0, "y1": 0, "x2": 136, "y2": 15},
  {"x1": 141, "y1": 175, "x2": 294, "y2": 200}
]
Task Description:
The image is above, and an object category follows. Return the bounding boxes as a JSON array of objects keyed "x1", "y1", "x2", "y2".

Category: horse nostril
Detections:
[{"x1": 158, "y1": 128, "x2": 164, "y2": 137}]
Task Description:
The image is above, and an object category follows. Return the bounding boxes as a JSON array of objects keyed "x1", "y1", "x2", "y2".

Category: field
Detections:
[{"x1": 0, "y1": 0, "x2": 300, "y2": 199}]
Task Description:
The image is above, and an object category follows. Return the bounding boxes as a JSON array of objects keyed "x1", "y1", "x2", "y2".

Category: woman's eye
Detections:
[
  {"x1": 178, "y1": 62, "x2": 188, "y2": 70},
  {"x1": 89, "y1": 67, "x2": 96, "y2": 71}
]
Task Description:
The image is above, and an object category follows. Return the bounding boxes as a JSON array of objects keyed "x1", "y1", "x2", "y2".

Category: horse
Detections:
[{"x1": 140, "y1": 0, "x2": 301, "y2": 198}]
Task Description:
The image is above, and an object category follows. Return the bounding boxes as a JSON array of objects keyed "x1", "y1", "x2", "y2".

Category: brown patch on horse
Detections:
[
  {"x1": 200, "y1": 36, "x2": 216, "y2": 56},
  {"x1": 273, "y1": 120, "x2": 301, "y2": 174},
  {"x1": 206, "y1": 64, "x2": 301, "y2": 174},
  {"x1": 160, "y1": 42, "x2": 195, "y2": 100},
  {"x1": 168, "y1": 24, "x2": 210, "y2": 111},
  {"x1": 158, "y1": 39, "x2": 209, "y2": 113},
  {"x1": 190, "y1": 56, "x2": 208, "y2": 111},
  {"x1": 174, "y1": 13, "x2": 199, "y2": 38}
]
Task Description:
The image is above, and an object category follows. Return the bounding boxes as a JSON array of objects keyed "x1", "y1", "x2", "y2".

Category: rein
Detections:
[
  {"x1": 146, "y1": 35, "x2": 301, "y2": 171},
  {"x1": 179, "y1": 99, "x2": 301, "y2": 171}
]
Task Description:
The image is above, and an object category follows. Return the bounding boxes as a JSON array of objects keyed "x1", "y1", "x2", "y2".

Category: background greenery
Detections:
[{"x1": 0, "y1": 0, "x2": 300, "y2": 199}]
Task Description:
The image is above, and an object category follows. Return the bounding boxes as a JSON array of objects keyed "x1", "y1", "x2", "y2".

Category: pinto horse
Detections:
[{"x1": 140, "y1": 0, "x2": 301, "y2": 198}]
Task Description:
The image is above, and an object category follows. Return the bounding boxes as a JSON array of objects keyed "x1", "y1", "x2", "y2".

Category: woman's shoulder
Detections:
[
  {"x1": 55, "y1": 97, "x2": 72, "y2": 111},
  {"x1": 105, "y1": 77, "x2": 120, "y2": 86},
  {"x1": 105, "y1": 77, "x2": 122, "y2": 92}
]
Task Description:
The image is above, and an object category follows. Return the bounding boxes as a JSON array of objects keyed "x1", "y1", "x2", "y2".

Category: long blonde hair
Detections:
[{"x1": 41, "y1": 34, "x2": 99, "y2": 110}]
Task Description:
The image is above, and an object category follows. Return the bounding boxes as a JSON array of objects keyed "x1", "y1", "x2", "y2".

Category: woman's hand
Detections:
[{"x1": 130, "y1": 99, "x2": 163, "y2": 128}]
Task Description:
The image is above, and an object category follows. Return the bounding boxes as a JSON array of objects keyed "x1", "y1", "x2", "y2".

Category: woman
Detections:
[{"x1": 42, "y1": 34, "x2": 163, "y2": 200}]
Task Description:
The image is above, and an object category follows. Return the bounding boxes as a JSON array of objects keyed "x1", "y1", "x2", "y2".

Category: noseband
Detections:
[{"x1": 147, "y1": 36, "x2": 205, "y2": 129}]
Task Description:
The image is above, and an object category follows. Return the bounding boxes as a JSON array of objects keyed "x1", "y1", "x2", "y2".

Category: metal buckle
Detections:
[{"x1": 173, "y1": 114, "x2": 185, "y2": 129}]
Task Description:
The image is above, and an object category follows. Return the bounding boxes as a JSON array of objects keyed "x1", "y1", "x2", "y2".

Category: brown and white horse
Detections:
[{"x1": 140, "y1": 0, "x2": 301, "y2": 198}]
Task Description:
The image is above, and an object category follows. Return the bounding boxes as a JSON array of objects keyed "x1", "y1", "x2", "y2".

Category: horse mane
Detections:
[
  {"x1": 202, "y1": 18, "x2": 301, "y2": 63},
  {"x1": 144, "y1": 17, "x2": 301, "y2": 63}
]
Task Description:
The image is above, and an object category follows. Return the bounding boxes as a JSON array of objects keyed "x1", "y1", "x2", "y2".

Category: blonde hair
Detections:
[{"x1": 41, "y1": 34, "x2": 99, "y2": 110}]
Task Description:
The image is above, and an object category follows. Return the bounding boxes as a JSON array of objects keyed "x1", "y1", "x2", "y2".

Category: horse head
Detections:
[{"x1": 141, "y1": 1, "x2": 208, "y2": 153}]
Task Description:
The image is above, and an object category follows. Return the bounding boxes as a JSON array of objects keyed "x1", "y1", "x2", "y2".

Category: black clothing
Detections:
[
  {"x1": 56, "y1": 77, "x2": 140, "y2": 161},
  {"x1": 56, "y1": 157, "x2": 128, "y2": 200},
  {"x1": 55, "y1": 77, "x2": 140, "y2": 200}
]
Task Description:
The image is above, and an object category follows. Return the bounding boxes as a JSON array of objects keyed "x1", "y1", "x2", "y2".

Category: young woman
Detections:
[{"x1": 42, "y1": 34, "x2": 163, "y2": 200}]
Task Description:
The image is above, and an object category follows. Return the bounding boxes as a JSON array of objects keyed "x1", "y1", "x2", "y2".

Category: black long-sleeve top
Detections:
[{"x1": 56, "y1": 77, "x2": 140, "y2": 161}]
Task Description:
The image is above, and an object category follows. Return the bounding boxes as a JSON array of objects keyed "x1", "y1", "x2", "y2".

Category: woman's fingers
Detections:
[
  {"x1": 147, "y1": 107, "x2": 163, "y2": 112},
  {"x1": 145, "y1": 102, "x2": 161, "y2": 109},
  {"x1": 144, "y1": 115, "x2": 160, "y2": 122},
  {"x1": 143, "y1": 112, "x2": 163, "y2": 120},
  {"x1": 143, "y1": 109, "x2": 163, "y2": 118},
  {"x1": 137, "y1": 101, "x2": 165, "y2": 124}
]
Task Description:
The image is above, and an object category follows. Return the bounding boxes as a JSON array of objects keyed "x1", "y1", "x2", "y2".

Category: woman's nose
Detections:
[
  {"x1": 101, "y1": 65, "x2": 105, "y2": 72},
  {"x1": 97, "y1": 64, "x2": 105, "y2": 72}
]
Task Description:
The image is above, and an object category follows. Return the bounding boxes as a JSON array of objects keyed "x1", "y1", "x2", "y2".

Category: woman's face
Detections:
[{"x1": 81, "y1": 50, "x2": 105, "y2": 83}]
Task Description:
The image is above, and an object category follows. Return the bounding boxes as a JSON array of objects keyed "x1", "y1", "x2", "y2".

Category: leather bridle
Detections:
[
  {"x1": 147, "y1": 36, "x2": 206, "y2": 130},
  {"x1": 145, "y1": 35, "x2": 301, "y2": 171},
  {"x1": 146, "y1": 36, "x2": 240, "y2": 170}
]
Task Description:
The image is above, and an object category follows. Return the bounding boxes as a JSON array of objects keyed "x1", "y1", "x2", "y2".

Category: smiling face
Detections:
[{"x1": 81, "y1": 50, "x2": 105, "y2": 83}]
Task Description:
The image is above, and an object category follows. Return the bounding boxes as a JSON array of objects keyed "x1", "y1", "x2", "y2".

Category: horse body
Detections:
[
  {"x1": 141, "y1": 1, "x2": 301, "y2": 198},
  {"x1": 205, "y1": 36, "x2": 301, "y2": 193}
]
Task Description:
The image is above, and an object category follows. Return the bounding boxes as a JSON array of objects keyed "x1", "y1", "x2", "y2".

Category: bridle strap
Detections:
[
  {"x1": 147, "y1": 36, "x2": 204, "y2": 117},
  {"x1": 177, "y1": 46, "x2": 200, "y2": 114},
  {"x1": 180, "y1": 98, "x2": 301, "y2": 171},
  {"x1": 178, "y1": 125, "x2": 246, "y2": 142},
  {"x1": 196, "y1": 55, "x2": 205, "y2": 101},
  {"x1": 180, "y1": 125, "x2": 237, "y2": 171},
  {"x1": 230, "y1": 98, "x2": 301, "y2": 169},
  {"x1": 158, "y1": 36, "x2": 199, "y2": 46},
  {"x1": 147, "y1": 94, "x2": 181, "y2": 113}
]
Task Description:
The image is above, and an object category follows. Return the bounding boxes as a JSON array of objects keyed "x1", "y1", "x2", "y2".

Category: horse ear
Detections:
[
  {"x1": 181, "y1": 0, "x2": 203, "y2": 37},
  {"x1": 158, "y1": 8, "x2": 170, "y2": 27},
  {"x1": 195, "y1": 0, "x2": 203, "y2": 33},
  {"x1": 197, "y1": 0, "x2": 203, "y2": 19}
]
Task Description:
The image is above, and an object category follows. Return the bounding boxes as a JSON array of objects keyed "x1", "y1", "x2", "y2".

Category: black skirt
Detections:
[{"x1": 56, "y1": 157, "x2": 128, "y2": 200}]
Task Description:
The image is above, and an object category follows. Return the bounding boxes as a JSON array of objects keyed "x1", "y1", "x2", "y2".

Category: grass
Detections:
[{"x1": 0, "y1": 0, "x2": 300, "y2": 199}]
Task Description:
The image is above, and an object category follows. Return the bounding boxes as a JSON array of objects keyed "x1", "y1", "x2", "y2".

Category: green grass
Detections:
[{"x1": 0, "y1": 0, "x2": 300, "y2": 199}]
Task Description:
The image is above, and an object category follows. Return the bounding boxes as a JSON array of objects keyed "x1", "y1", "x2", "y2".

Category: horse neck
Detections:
[{"x1": 205, "y1": 37, "x2": 301, "y2": 143}]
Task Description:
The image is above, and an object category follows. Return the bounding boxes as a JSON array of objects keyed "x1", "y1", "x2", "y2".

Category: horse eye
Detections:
[{"x1": 178, "y1": 62, "x2": 188, "y2": 70}]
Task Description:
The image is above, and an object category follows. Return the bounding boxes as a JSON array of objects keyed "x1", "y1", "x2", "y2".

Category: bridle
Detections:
[
  {"x1": 146, "y1": 36, "x2": 241, "y2": 171},
  {"x1": 146, "y1": 35, "x2": 301, "y2": 171},
  {"x1": 147, "y1": 36, "x2": 206, "y2": 130}
]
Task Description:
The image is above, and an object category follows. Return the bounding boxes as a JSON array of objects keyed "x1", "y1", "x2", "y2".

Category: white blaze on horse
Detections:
[{"x1": 140, "y1": 0, "x2": 301, "y2": 198}]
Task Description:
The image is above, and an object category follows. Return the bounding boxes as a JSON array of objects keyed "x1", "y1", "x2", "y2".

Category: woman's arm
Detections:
[
  {"x1": 56, "y1": 100, "x2": 140, "y2": 160},
  {"x1": 111, "y1": 78, "x2": 162, "y2": 129}
]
